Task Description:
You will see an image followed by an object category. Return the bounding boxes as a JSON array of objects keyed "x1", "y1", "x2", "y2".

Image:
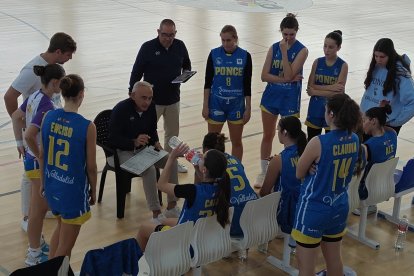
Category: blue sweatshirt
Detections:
[{"x1": 360, "y1": 54, "x2": 414, "y2": 127}]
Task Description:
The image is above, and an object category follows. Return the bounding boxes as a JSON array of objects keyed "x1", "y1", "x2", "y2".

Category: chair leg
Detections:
[
  {"x1": 156, "y1": 168, "x2": 163, "y2": 206},
  {"x1": 126, "y1": 180, "x2": 132, "y2": 194},
  {"x1": 98, "y1": 168, "x2": 108, "y2": 203},
  {"x1": 115, "y1": 172, "x2": 128, "y2": 219}
]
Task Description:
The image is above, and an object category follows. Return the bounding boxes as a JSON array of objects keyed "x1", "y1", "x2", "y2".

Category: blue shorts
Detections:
[
  {"x1": 305, "y1": 116, "x2": 329, "y2": 129},
  {"x1": 208, "y1": 95, "x2": 244, "y2": 124},
  {"x1": 291, "y1": 201, "x2": 348, "y2": 245},
  {"x1": 23, "y1": 153, "x2": 40, "y2": 179},
  {"x1": 277, "y1": 189, "x2": 300, "y2": 234},
  {"x1": 260, "y1": 83, "x2": 301, "y2": 117}
]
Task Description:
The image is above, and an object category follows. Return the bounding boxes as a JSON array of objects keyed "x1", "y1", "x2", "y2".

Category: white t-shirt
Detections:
[{"x1": 11, "y1": 54, "x2": 62, "y2": 107}]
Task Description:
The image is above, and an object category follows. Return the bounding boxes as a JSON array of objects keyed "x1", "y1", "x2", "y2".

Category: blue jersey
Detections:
[
  {"x1": 261, "y1": 40, "x2": 306, "y2": 116},
  {"x1": 42, "y1": 109, "x2": 91, "y2": 218},
  {"x1": 275, "y1": 145, "x2": 301, "y2": 234},
  {"x1": 292, "y1": 130, "x2": 359, "y2": 242},
  {"x1": 210, "y1": 46, "x2": 247, "y2": 98},
  {"x1": 307, "y1": 57, "x2": 345, "y2": 119},
  {"x1": 297, "y1": 130, "x2": 359, "y2": 211},
  {"x1": 365, "y1": 130, "x2": 397, "y2": 165},
  {"x1": 264, "y1": 40, "x2": 306, "y2": 92},
  {"x1": 178, "y1": 184, "x2": 220, "y2": 224},
  {"x1": 225, "y1": 153, "x2": 258, "y2": 236}
]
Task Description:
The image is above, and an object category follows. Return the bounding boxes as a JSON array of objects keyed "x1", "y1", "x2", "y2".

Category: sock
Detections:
[
  {"x1": 260, "y1": 159, "x2": 269, "y2": 174},
  {"x1": 28, "y1": 247, "x2": 41, "y2": 257}
]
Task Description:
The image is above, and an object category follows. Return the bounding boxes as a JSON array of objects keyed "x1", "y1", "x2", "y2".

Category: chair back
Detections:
[
  {"x1": 93, "y1": 109, "x2": 113, "y2": 157},
  {"x1": 347, "y1": 171, "x2": 364, "y2": 214},
  {"x1": 238, "y1": 192, "x2": 281, "y2": 249},
  {"x1": 395, "y1": 159, "x2": 414, "y2": 194},
  {"x1": 190, "y1": 208, "x2": 234, "y2": 268},
  {"x1": 364, "y1": 157, "x2": 399, "y2": 206},
  {"x1": 143, "y1": 221, "x2": 193, "y2": 276}
]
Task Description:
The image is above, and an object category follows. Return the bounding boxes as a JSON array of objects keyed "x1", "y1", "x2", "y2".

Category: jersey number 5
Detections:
[
  {"x1": 47, "y1": 136, "x2": 70, "y2": 171},
  {"x1": 226, "y1": 166, "x2": 245, "y2": 191}
]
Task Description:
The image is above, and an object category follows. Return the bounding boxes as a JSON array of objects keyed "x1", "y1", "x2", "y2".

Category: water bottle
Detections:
[
  {"x1": 168, "y1": 136, "x2": 202, "y2": 165},
  {"x1": 394, "y1": 215, "x2": 409, "y2": 251}
]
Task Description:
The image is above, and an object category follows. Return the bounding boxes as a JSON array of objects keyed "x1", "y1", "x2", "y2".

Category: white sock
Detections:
[
  {"x1": 28, "y1": 247, "x2": 41, "y2": 257},
  {"x1": 260, "y1": 159, "x2": 269, "y2": 174}
]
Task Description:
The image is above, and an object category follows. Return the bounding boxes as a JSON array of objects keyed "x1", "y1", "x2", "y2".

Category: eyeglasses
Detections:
[{"x1": 160, "y1": 32, "x2": 176, "y2": 38}]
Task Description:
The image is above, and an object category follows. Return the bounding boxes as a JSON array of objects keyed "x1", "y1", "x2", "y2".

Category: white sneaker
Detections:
[
  {"x1": 25, "y1": 251, "x2": 48, "y2": 266},
  {"x1": 150, "y1": 213, "x2": 167, "y2": 225},
  {"x1": 254, "y1": 172, "x2": 265, "y2": 188},
  {"x1": 177, "y1": 163, "x2": 188, "y2": 173},
  {"x1": 164, "y1": 206, "x2": 181, "y2": 218},
  {"x1": 21, "y1": 217, "x2": 28, "y2": 232},
  {"x1": 45, "y1": 211, "x2": 55, "y2": 219}
]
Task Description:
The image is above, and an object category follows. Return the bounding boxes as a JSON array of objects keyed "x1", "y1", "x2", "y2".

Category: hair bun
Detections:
[
  {"x1": 333, "y1": 30, "x2": 342, "y2": 36},
  {"x1": 286, "y1": 12, "x2": 296, "y2": 18},
  {"x1": 33, "y1": 65, "x2": 46, "y2": 76},
  {"x1": 59, "y1": 76, "x2": 73, "y2": 91},
  {"x1": 383, "y1": 103, "x2": 392, "y2": 115}
]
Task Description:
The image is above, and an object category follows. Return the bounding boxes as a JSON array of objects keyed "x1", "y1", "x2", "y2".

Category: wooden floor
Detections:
[{"x1": 1, "y1": 0, "x2": 414, "y2": 274}]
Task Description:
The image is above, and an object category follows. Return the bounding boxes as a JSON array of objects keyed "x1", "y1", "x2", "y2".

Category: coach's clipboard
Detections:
[{"x1": 120, "y1": 146, "x2": 168, "y2": 175}]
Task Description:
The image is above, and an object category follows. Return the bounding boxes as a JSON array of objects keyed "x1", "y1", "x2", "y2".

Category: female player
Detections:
[
  {"x1": 202, "y1": 25, "x2": 252, "y2": 161},
  {"x1": 12, "y1": 64, "x2": 65, "y2": 266},
  {"x1": 292, "y1": 94, "x2": 361, "y2": 275},
  {"x1": 255, "y1": 13, "x2": 308, "y2": 188},
  {"x1": 40, "y1": 74, "x2": 97, "y2": 258},
  {"x1": 361, "y1": 38, "x2": 414, "y2": 135},
  {"x1": 259, "y1": 116, "x2": 306, "y2": 243},
  {"x1": 136, "y1": 146, "x2": 231, "y2": 250},
  {"x1": 305, "y1": 30, "x2": 348, "y2": 141}
]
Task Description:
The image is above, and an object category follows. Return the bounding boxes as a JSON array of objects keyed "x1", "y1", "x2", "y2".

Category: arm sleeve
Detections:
[
  {"x1": 204, "y1": 52, "x2": 214, "y2": 89},
  {"x1": 182, "y1": 42, "x2": 192, "y2": 71},
  {"x1": 174, "y1": 184, "x2": 196, "y2": 208},
  {"x1": 11, "y1": 68, "x2": 37, "y2": 98},
  {"x1": 129, "y1": 46, "x2": 146, "y2": 93},
  {"x1": 390, "y1": 75, "x2": 414, "y2": 126},
  {"x1": 19, "y1": 98, "x2": 29, "y2": 113},
  {"x1": 243, "y1": 52, "x2": 253, "y2": 97},
  {"x1": 108, "y1": 105, "x2": 135, "y2": 151}
]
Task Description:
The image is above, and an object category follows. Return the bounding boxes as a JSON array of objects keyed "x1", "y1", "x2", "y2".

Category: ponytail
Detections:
[
  {"x1": 365, "y1": 104, "x2": 392, "y2": 126},
  {"x1": 203, "y1": 149, "x2": 230, "y2": 228},
  {"x1": 327, "y1": 94, "x2": 361, "y2": 134},
  {"x1": 278, "y1": 116, "x2": 308, "y2": 156},
  {"x1": 216, "y1": 172, "x2": 230, "y2": 228}
]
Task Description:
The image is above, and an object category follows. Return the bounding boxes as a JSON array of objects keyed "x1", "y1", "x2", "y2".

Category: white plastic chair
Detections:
[
  {"x1": 138, "y1": 221, "x2": 193, "y2": 276},
  {"x1": 347, "y1": 171, "x2": 365, "y2": 216},
  {"x1": 232, "y1": 192, "x2": 281, "y2": 253},
  {"x1": 377, "y1": 158, "x2": 414, "y2": 231},
  {"x1": 190, "y1": 208, "x2": 234, "y2": 276},
  {"x1": 347, "y1": 157, "x2": 399, "y2": 249}
]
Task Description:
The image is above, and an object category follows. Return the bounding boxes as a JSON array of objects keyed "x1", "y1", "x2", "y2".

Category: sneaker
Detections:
[
  {"x1": 150, "y1": 213, "x2": 167, "y2": 225},
  {"x1": 177, "y1": 163, "x2": 188, "y2": 173},
  {"x1": 254, "y1": 172, "x2": 265, "y2": 189},
  {"x1": 163, "y1": 206, "x2": 181, "y2": 218},
  {"x1": 25, "y1": 251, "x2": 48, "y2": 266},
  {"x1": 21, "y1": 217, "x2": 28, "y2": 232},
  {"x1": 352, "y1": 205, "x2": 377, "y2": 216},
  {"x1": 45, "y1": 210, "x2": 55, "y2": 219},
  {"x1": 316, "y1": 269, "x2": 327, "y2": 276},
  {"x1": 40, "y1": 237, "x2": 49, "y2": 256}
]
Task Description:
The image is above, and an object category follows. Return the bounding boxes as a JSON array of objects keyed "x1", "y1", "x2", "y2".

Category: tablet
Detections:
[{"x1": 171, "y1": 70, "x2": 197, "y2": 83}]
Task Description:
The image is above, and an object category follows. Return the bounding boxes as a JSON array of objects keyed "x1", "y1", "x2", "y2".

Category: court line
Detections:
[{"x1": 0, "y1": 11, "x2": 49, "y2": 40}]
